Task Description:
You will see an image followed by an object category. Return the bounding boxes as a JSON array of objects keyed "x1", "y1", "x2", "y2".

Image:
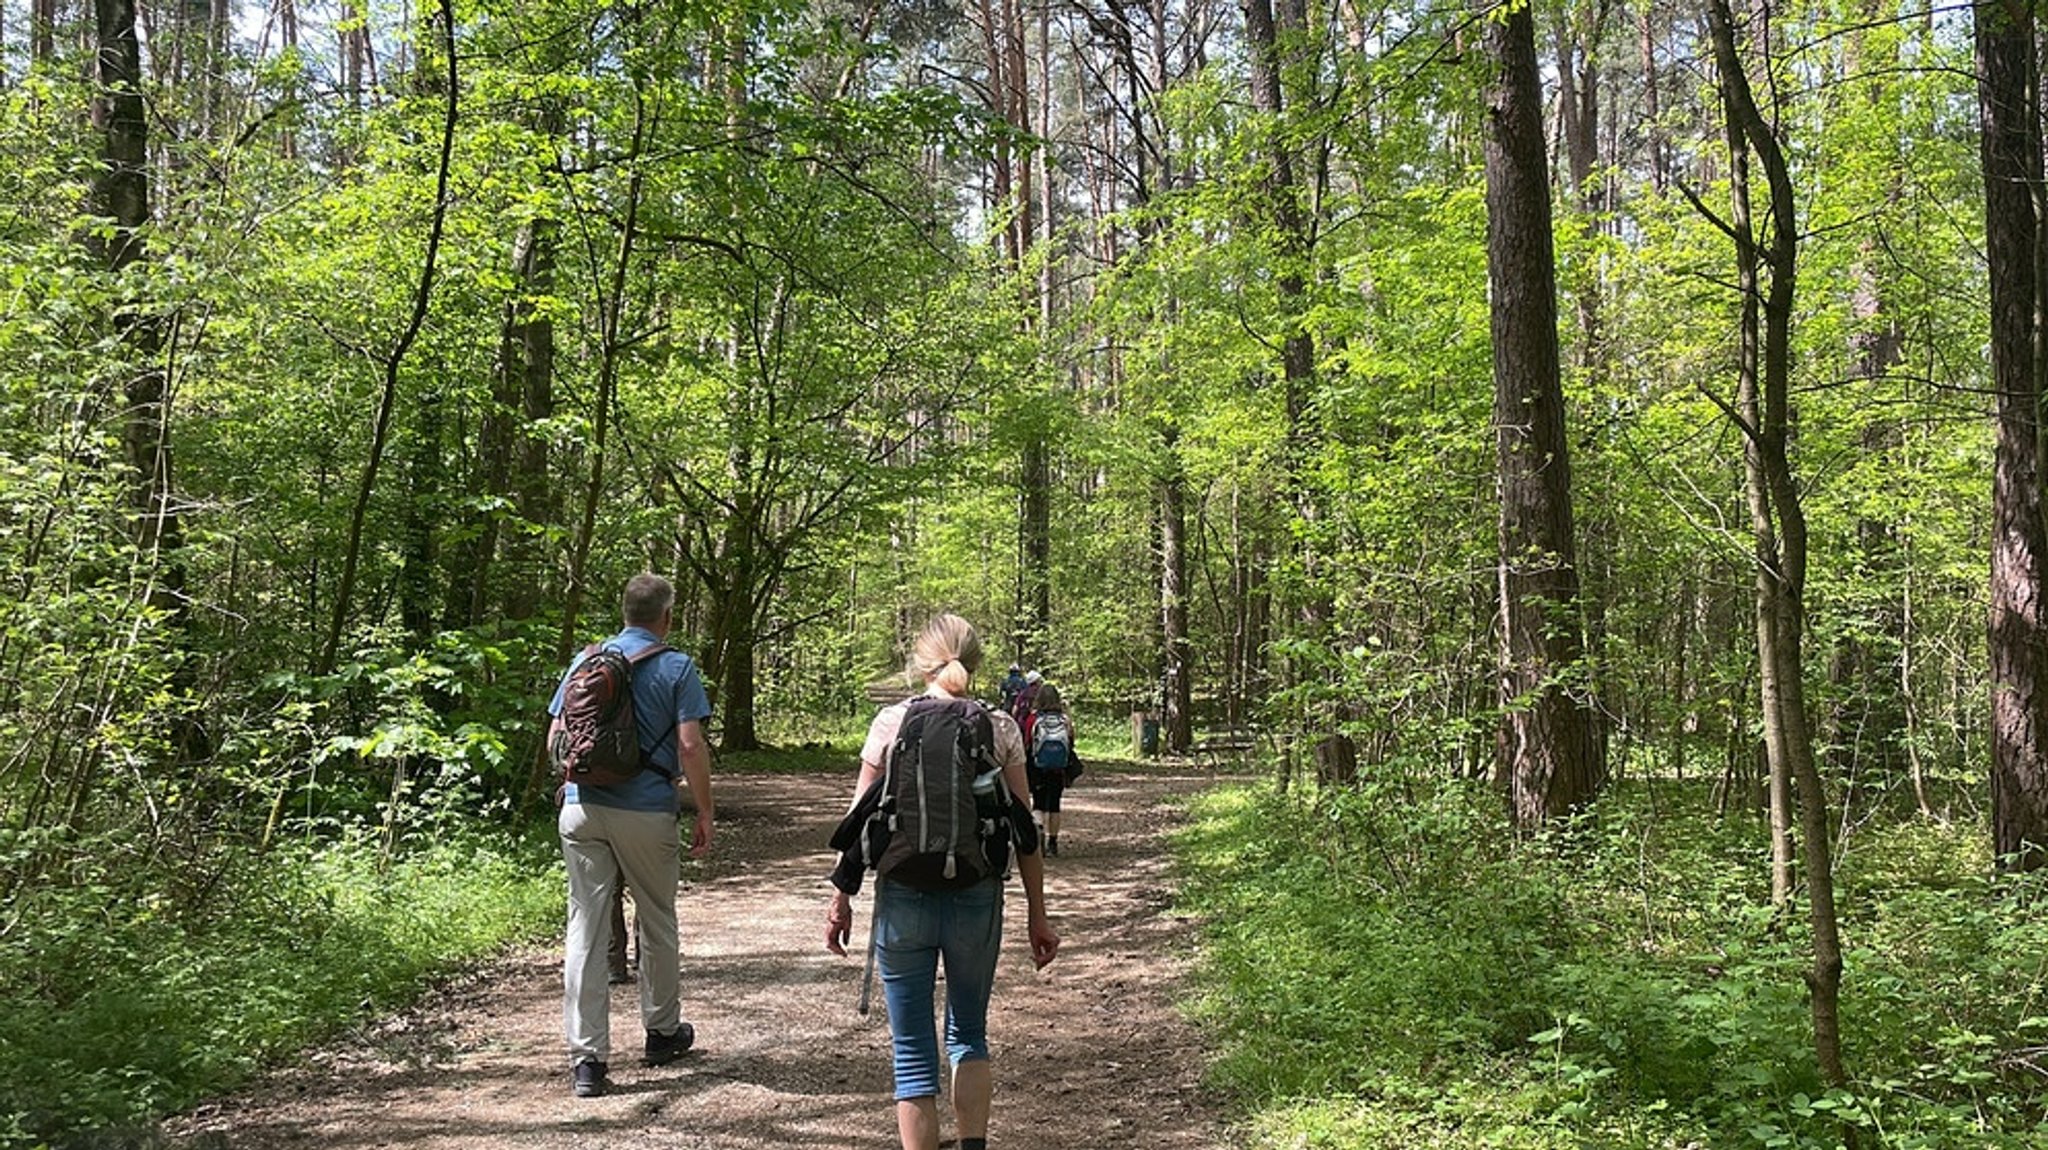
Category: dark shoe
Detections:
[
  {"x1": 572, "y1": 1060, "x2": 608, "y2": 1098},
  {"x1": 644, "y1": 1022, "x2": 696, "y2": 1066},
  {"x1": 608, "y1": 968, "x2": 632, "y2": 985},
  {"x1": 1047, "y1": 837, "x2": 1059, "y2": 857}
]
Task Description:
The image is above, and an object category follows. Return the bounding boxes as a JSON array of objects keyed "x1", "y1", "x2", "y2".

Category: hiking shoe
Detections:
[
  {"x1": 572, "y1": 1060, "x2": 608, "y2": 1098},
  {"x1": 608, "y1": 968, "x2": 632, "y2": 985},
  {"x1": 644, "y1": 1022, "x2": 695, "y2": 1066}
]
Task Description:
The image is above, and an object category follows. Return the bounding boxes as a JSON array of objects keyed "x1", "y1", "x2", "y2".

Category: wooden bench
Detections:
[
  {"x1": 862, "y1": 680, "x2": 916, "y2": 706},
  {"x1": 1189, "y1": 727, "x2": 1259, "y2": 768}
]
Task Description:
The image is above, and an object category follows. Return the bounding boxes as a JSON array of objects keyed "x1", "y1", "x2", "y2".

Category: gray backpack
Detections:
[{"x1": 874, "y1": 697, "x2": 1004, "y2": 889}]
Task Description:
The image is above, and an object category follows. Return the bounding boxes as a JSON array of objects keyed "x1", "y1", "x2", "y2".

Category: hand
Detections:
[
  {"x1": 689, "y1": 810, "x2": 714, "y2": 859},
  {"x1": 825, "y1": 895, "x2": 854, "y2": 956},
  {"x1": 1028, "y1": 913, "x2": 1060, "y2": 969}
]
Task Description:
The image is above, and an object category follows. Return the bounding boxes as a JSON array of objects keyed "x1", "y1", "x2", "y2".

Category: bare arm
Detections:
[
  {"x1": 851, "y1": 757, "x2": 883, "y2": 809},
  {"x1": 676, "y1": 719, "x2": 714, "y2": 858},
  {"x1": 826, "y1": 752, "x2": 884, "y2": 955},
  {"x1": 1002, "y1": 741, "x2": 1059, "y2": 969}
]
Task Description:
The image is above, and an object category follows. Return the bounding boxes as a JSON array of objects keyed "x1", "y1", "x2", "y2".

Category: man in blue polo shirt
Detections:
[{"x1": 547, "y1": 572, "x2": 715, "y2": 1098}]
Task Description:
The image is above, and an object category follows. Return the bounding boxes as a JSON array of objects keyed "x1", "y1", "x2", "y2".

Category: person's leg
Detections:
[
  {"x1": 607, "y1": 884, "x2": 630, "y2": 983},
  {"x1": 1044, "y1": 777, "x2": 1064, "y2": 853},
  {"x1": 895, "y1": 1098, "x2": 941, "y2": 1150},
  {"x1": 558, "y1": 803, "x2": 619, "y2": 1068},
  {"x1": 877, "y1": 880, "x2": 944, "y2": 1138},
  {"x1": 951, "y1": 1059, "x2": 992, "y2": 1142},
  {"x1": 939, "y1": 881, "x2": 1004, "y2": 1143},
  {"x1": 611, "y1": 809, "x2": 682, "y2": 1038}
]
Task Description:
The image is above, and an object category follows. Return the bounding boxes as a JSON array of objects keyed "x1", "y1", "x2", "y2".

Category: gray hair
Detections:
[{"x1": 622, "y1": 573, "x2": 675, "y2": 627}]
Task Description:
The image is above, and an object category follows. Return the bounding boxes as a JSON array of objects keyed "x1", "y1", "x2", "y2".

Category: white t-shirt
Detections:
[{"x1": 860, "y1": 690, "x2": 1027, "y2": 777}]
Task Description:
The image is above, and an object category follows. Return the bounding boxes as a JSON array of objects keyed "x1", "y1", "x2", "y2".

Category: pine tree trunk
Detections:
[
  {"x1": 1977, "y1": 0, "x2": 2048, "y2": 870},
  {"x1": 1484, "y1": 0, "x2": 1602, "y2": 827}
]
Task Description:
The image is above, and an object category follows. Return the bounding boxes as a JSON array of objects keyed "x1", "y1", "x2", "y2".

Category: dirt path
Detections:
[{"x1": 171, "y1": 765, "x2": 1233, "y2": 1149}]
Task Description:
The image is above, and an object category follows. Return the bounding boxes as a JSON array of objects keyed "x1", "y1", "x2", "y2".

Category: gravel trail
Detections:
[{"x1": 170, "y1": 764, "x2": 1232, "y2": 1149}]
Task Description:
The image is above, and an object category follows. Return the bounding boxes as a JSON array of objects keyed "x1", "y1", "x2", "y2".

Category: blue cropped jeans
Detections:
[{"x1": 874, "y1": 876, "x2": 1004, "y2": 1100}]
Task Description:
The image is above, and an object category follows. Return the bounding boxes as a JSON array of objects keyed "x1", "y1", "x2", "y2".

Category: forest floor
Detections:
[{"x1": 167, "y1": 764, "x2": 1233, "y2": 1150}]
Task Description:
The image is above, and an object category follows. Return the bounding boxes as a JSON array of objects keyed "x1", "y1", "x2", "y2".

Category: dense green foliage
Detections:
[
  {"x1": 0, "y1": 829, "x2": 558, "y2": 1145},
  {"x1": 1, "y1": 0, "x2": 2041, "y2": 1143},
  {"x1": 1177, "y1": 782, "x2": 2048, "y2": 1148}
]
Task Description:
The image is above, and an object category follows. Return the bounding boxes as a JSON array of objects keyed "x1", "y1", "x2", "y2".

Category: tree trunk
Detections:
[
  {"x1": 1160, "y1": 430, "x2": 1193, "y2": 754},
  {"x1": 973, "y1": 0, "x2": 1050, "y2": 666},
  {"x1": 505, "y1": 212, "x2": 557, "y2": 621},
  {"x1": 276, "y1": 0, "x2": 298, "y2": 157},
  {"x1": 1708, "y1": 0, "x2": 1847, "y2": 1089},
  {"x1": 699, "y1": 470, "x2": 762, "y2": 752},
  {"x1": 1244, "y1": 0, "x2": 1351, "y2": 771},
  {"x1": 552, "y1": 107, "x2": 646, "y2": 676},
  {"x1": 1977, "y1": 0, "x2": 2048, "y2": 870},
  {"x1": 341, "y1": 0, "x2": 370, "y2": 111},
  {"x1": 32, "y1": 0, "x2": 56, "y2": 65},
  {"x1": 400, "y1": 388, "x2": 443, "y2": 645},
  {"x1": 452, "y1": 194, "x2": 558, "y2": 628},
  {"x1": 1639, "y1": 4, "x2": 1665, "y2": 193},
  {"x1": 315, "y1": 0, "x2": 459, "y2": 676},
  {"x1": 1711, "y1": 22, "x2": 1796, "y2": 907},
  {"x1": 1822, "y1": 0, "x2": 1910, "y2": 813},
  {"x1": 92, "y1": 0, "x2": 186, "y2": 620},
  {"x1": 1016, "y1": 432, "x2": 1051, "y2": 664},
  {"x1": 1484, "y1": 0, "x2": 1602, "y2": 827}
]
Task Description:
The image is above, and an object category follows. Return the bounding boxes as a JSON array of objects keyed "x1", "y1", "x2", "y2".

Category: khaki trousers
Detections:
[{"x1": 559, "y1": 803, "x2": 682, "y2": 1065}]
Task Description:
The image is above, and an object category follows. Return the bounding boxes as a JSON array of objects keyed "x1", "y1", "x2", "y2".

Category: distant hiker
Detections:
[
  {"x1": 999, "y1": 663, "x2": 1026, "y2": 714},
  {"x1": 1027, "y1": 683, "x2": 1082, "y2": 857},
  {"x1": 545, "y1": 572, "x2": 716, "y2": 1099},
  {"x1": 1011, "y1": 668, "x2": 1043, "y2": 730},
  {"x1": 825, "y1": 613, "x2": 1059, "y2": 1150}
]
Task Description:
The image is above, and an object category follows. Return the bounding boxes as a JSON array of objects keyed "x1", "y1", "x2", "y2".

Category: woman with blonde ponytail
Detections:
[{"x1": 825, "y1": 613, "x2": 1059, "y2": 1150}]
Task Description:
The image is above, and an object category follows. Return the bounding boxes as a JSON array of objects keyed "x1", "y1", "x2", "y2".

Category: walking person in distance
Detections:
[{"x1": 1026, "y1": 683, "x2": 1081, "y2": 857}]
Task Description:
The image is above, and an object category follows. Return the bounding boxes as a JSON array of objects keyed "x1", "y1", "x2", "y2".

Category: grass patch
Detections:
[
  {"x1": 0, "y1": 828, "x2": 560, "y2": 1148},
  {"x1": 1174, "y1": 778, "x2": 2048, "y2": 1149},
  {"x1": 719, "y1": 741, "x2": 856, "y2": 774}
]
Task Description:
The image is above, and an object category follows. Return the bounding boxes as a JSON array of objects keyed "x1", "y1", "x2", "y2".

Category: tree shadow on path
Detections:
[{"x1": 167, "y1": 765, "x2": 1234, "y2": 1149}]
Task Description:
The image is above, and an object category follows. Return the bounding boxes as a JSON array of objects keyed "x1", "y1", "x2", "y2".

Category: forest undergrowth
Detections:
[
  {"x1": 1174, "y1": 775, "x2": 2048, "y2": 1149},
  {"x1": 0, "y1": 825, "x2": 559, "y2": 1148}
]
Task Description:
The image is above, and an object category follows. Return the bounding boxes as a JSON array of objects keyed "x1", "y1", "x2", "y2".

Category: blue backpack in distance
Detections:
[{"x1": 1032, "y1": 711, "x2": 1073, "y2": 773}]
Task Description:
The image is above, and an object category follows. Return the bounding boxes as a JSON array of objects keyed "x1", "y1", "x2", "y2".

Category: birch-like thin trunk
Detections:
[{"x1": 1709, "y1": 0, "x2": 1847, "y2": 1089}]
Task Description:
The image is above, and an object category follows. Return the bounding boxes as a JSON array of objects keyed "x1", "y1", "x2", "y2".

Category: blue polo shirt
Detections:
[{"x1": 549, "y1": 626, "x2": 713, "y2": 812}]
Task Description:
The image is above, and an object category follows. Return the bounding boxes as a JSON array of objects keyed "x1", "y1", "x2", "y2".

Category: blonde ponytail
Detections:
[
  {"x1": 909, "y1": 614, "x2": 983, "y2": 697},
  {"x1": 932, "y1": 658, "x2": 973, "y2": 696}
]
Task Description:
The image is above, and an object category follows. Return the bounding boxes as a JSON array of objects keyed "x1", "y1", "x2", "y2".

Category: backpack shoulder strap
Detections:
[{"x1": 625, "y1": 643, "x2": 672, "y2": 665}]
